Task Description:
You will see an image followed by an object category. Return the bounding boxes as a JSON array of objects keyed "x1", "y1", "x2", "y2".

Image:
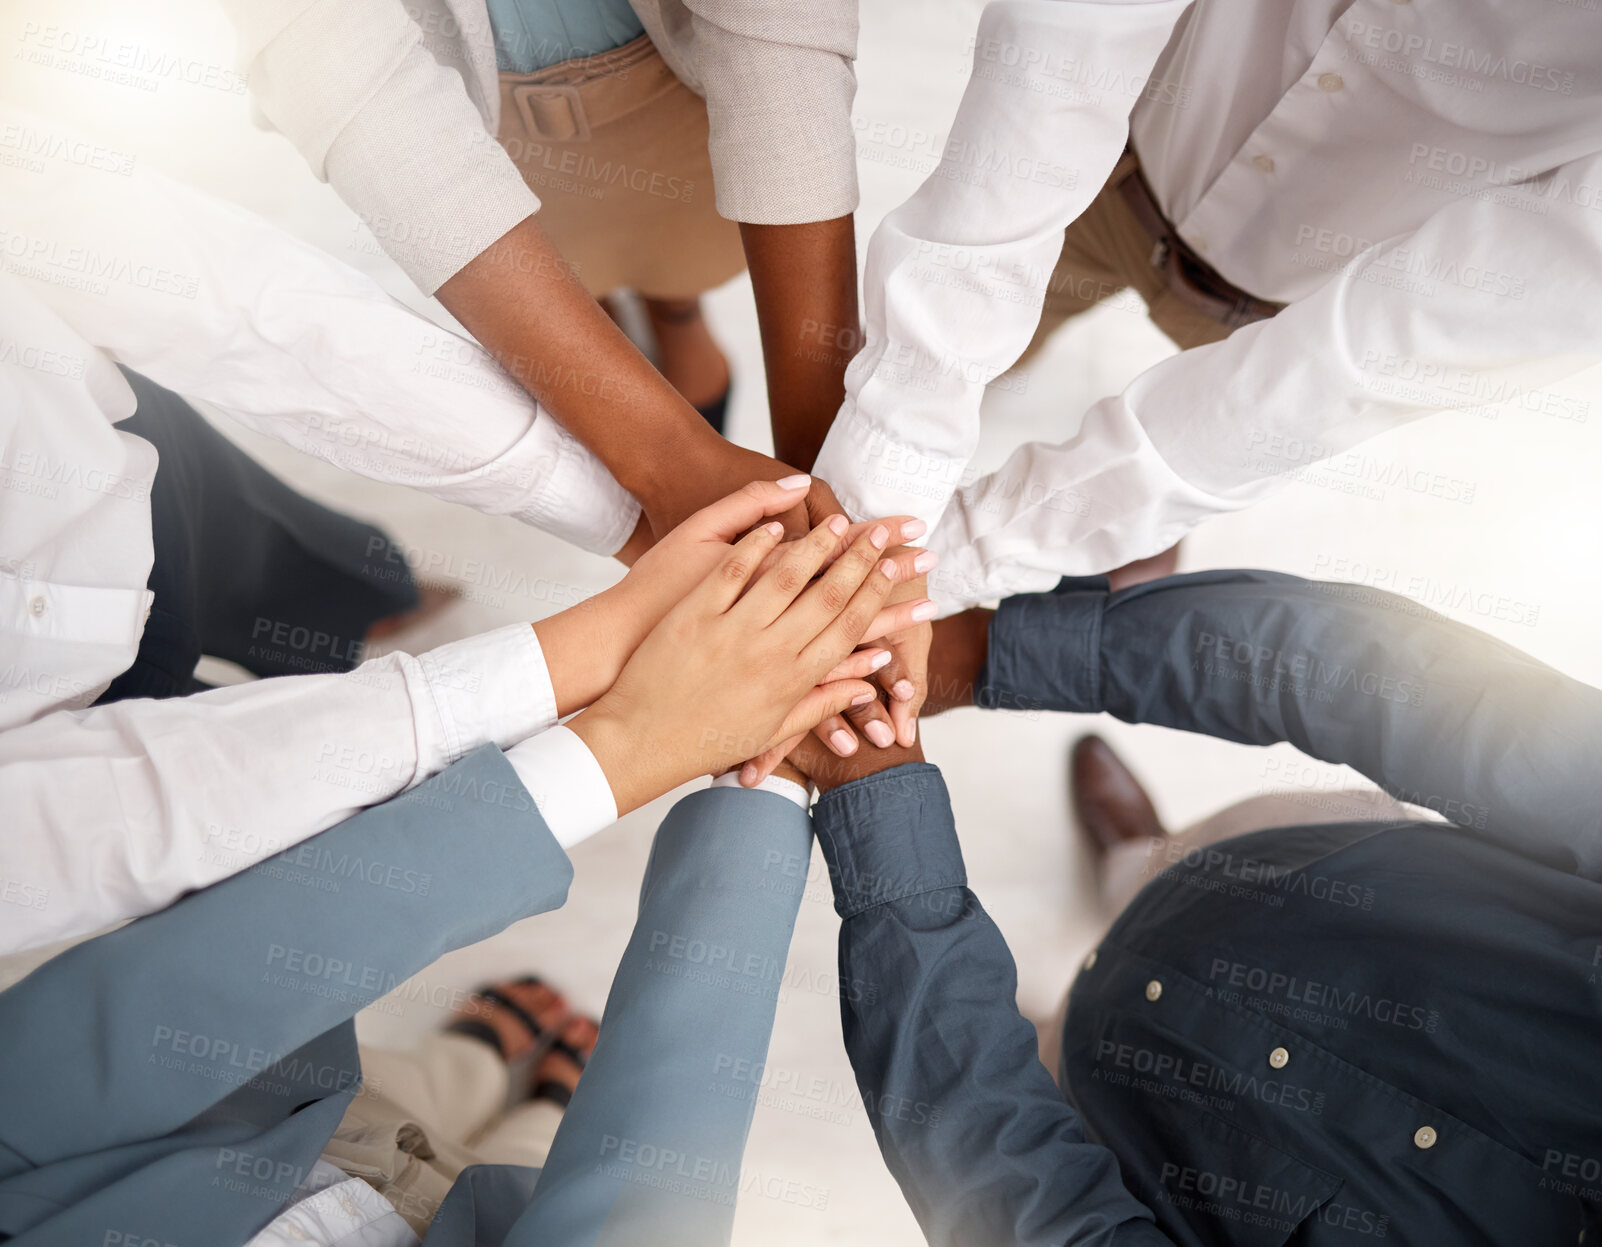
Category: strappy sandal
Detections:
[{"x1": 530, "y1": 1014, "x2": 600, "y2": 1109}]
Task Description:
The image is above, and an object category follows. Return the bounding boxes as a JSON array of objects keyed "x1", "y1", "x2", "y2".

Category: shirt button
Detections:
[
  {"x1": 1318, "y1": 72, "x2": 1345, "y2": 93},
  {"x1": 1144, "y1": 979, "x2": 1163, "y2": 1002},
  {"x1": 1414, "y1": 1125, "x2": 1438, "y2": 1149},
  {"x1": 28, "y1": 595, "x2": 46, "y2": 617},
  {"x1": 1268, "y1": 1046, "x2": 1290, "y2": 1069},
  {"x1": 1084, "y1": 950, "x2": 1098, "y2": 971},
  {"x1": 1252, "y1": 153, "x2": 1276, "y2": 173}
]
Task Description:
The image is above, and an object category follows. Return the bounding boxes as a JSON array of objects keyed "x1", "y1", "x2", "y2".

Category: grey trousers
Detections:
[{"x1": 0, "y1": 745, "x2": 812, "y2": 1247}]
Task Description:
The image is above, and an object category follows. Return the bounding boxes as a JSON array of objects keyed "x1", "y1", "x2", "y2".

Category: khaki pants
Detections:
[
  {"x1": 496, "y1": 35, "x2": 746, "y2": 299},
  {"x1": 325, "y1": 1035, "x2": 566, "y2": 1236},
  {"x1": 1019, "y1": 153, "x2": 1237, "y2": 365}
]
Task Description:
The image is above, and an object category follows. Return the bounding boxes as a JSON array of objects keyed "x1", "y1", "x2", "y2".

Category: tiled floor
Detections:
[{"x1": 5, "y1": 1, "x2": 1601, "y2": 1241}]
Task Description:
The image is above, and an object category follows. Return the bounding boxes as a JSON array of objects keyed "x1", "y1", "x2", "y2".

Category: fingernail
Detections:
[
  {"x1": 865, "y1": 721, "x2": 895, "y2": 748},
  {"x1": 850, "y1": 689, "x2": 876, "y2": 706},
  {"x1": 740, "y1": 763, "x2": 759, "y2": 786},
  {"x1": 913, "y1": 550, "x2": 939, "y2": 574},
  {"x1": 868, "y1": 649, "x2": 892, "y2": 671},
  {"x1": 907, "y1": 719, "x2": 918, "y2": 744},
  {"x1": 910, "y1": 599, "x2": 938, "y2": 622},
  {"x1": 869, "y1": 524, "x2": 889, "y2": 548},
  {"x1": 900, "y1": 518, "x2": 927, "y2": 540},
  {"x1": 879, "y1": 559, "x2": 897, "y2": 579},
  {"x1": 828, "y1": 514, "x2": 848, "y2": 536},
  {"x1": 764, "y1": 520, "x2": 785, "y2": 536},
  {"x1": 892, "y1": 679, "x2": 915, "y2": 701},
  {"x1": 776, "y1": 473, "x2": 811, "y2": 490},
  {"x1": 830, "y1": 729, "x2": 858, "y2": 754}
]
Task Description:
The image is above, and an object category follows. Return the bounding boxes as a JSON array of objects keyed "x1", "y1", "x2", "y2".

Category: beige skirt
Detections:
[{"x1": 496, "y1": 35, "x2": 747, "y2": 299}]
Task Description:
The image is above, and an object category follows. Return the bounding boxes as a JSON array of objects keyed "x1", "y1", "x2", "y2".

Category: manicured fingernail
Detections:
[
  {"x1": 913, "y1": 550, "x2": 939, "y2": 573},
  {"x1": 900, "y1": 518, "x2": 927, "y2": 540},
  {"x1": 850, "y1": 689, "x2": 876, "y2": 706},
  {"x1": 776, "y1": 473, "x2": 811, "y2": 490},
  {"x1": 869, "y1": 524, "x2": 889, "y2": 548},
  {"x1": 828, "y1": 514, "x2": 848, "y2": 536},
  {"x1": 763, "y1": 521, "x2": 785, "y2": 536},
  {"x1": 868, "y1": 649, "x2": 893, "y2": 671},
  {"x1": 910, "y1": 599, "x2": 938, "y2": 622},
  {"x1": 740, "y1": 763, "x2": 759, "y2": 786},
  {"x1": 907, "y1": 719, "x2": 917, "y2": 744},
  {"x1": 892, "y1": 679, "x2": 915, "y2": 701},
  {"x1": 865, "y1": 721, "x2": 895, "y2": 748},
  {"x1": 830, "y1": 729, "x2": 858, "y2": 753},
  {"x1": 879, "y1": 559, "x2": 897, "y2": 579}
]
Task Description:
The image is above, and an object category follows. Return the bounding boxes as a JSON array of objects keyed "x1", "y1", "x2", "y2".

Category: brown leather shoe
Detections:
[{"x1": 1070, "y1": 735, "x2": 1166, "y2": 854}]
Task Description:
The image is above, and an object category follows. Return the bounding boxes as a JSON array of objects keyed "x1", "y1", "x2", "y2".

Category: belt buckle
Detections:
[{"x1": 513, "y1": 83, "x2": 591, "y2": 143}]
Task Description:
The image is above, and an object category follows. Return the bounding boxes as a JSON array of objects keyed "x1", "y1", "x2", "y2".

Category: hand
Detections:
[
  {"x1": 569, "y1": 515, "x2": 936, "y2": 814},
  {"x1": 736, "y1": 559, "x2": 939, "y2": 786},
  {"x1": 922, "y1": 607, "x2": 994, "y2": 716},
  {"x1": 536, "y1": 479, "x2": 927, "y2": 717},
  {"x1": 786, "y1": 726, "x2": 926, "y2": 795}
]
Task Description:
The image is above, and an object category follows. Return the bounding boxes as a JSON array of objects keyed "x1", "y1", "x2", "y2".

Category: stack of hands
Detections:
[{"x1": 533, "y1": 475, "x2": 957, "y2": 814}]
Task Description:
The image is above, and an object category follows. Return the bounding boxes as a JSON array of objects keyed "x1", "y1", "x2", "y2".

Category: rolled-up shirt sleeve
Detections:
[
  {"x1": 634, "y1": 0, "x2": 860, "y2": 223},
  {"x1": 222, "y1": 0, "x2": 539, "y2": 293}
]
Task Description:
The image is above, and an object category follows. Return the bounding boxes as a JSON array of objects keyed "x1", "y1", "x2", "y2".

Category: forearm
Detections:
[
  {"x1": 979, "y1": 572, "x2": 1602, "y2": 875},
  {"x1": 508, "y1": 787, "x2": 812, "y2": 1246},
  {"x1": 436, "y1": 215, "x2": 723, "y2": 510},
  {"x1": 813, "y1": 764, "x2": 1166, "y2": 1246},
  {"x1": 741, "y1": 217, "x2": 860, "y2": 470}
]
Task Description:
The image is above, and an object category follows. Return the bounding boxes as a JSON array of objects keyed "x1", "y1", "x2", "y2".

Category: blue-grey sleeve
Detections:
[
  {"x1": 979, "y1": 571, "x2": 1602, "y2": 880},
  {"x1": 812, "y1": 763, "x2": 1172, "y2": 1247},
  {"x1": 507, "y1": 786, "x2": 813, "y2": 1247},
  {"x1": 0, "y1": 745, "x2": 572, "y2": 1246}
]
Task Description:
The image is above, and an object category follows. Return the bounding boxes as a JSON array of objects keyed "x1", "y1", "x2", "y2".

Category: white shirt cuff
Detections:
[
  {"x1": 504, "y1": 726, "x2": 618, "y2": 849},
  {"x1": 710, "y1": 771, "x2": 811, "y2": 810},
  {"x1": 813, "y1": 403, "x2": 968, "y2": 533},
  {"x1": 409, "y1": 624, "x2": 557, "y2": 775}
]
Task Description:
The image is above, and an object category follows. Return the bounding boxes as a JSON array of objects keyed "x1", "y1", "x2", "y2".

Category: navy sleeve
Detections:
[
  {"x1": 812, "y1": 763, "x2": 1172, "y2": 1247},
  {"x1": 979, "y1": 571, "x2": 1602, "y2": 880}
]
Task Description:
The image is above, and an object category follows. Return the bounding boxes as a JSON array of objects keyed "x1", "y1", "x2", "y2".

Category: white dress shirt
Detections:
[
  {"x1": 0, "y1": 105, "x2": 638, "y2": 558},
  {"x1": 813, "y1": 0, "x2": 1602, "y2": 610},
  {"x1": 0, "y1": 253, "x2": 616, "y2": 956}
]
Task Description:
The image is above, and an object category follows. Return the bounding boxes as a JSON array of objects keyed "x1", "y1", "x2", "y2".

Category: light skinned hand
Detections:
[
  {"x1": 740, "y1": 566, "x2": 936, "y2": 786},
  {"x1": 568, "y1": 515, "x2": 935, "y2": 815},
  {"x1": 535, "y1": 478, "x2": 927, "y2": 717}
]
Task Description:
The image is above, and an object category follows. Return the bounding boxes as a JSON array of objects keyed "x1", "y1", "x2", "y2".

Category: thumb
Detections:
[{"x1": 687, "y1": 475, "x2": 812, "y2": 544}]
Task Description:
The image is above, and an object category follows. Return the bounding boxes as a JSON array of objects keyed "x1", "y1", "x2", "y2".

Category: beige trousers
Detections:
[
  {"x1": 496, "y1": 35, "x2": 747, "y2": 299},
  {"x1": 1018, "y1": 153, "x2": 1237, "y2": 365},
  {"x1": 325, "y1": 1035, "x2": 565, "y2": 1236}
]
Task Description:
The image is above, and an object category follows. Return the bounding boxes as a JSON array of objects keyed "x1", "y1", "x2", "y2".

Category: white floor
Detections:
[{"x1": 6, "y1": 2, "x2": 1602, "y2": 1242}]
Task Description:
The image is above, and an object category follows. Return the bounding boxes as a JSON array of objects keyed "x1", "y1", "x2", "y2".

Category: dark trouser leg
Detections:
[{"x1": 99, "y1": 369, "x2": 419, "y2": 702}]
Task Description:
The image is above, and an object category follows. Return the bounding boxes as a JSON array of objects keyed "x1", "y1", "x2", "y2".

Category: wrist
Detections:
[
  {"x1": 628, "y1": 419, "x2": 727, "y2": 514},
  {"x1": 531, "y1": 586, "x2": 637, "y2": 717},
  {"x1": 567, "y1": 701, "x2": 653, "y2": 816}
]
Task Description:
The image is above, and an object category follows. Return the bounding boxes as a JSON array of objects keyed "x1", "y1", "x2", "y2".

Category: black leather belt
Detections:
[{"x1": 1116, "y1": 157, "x2": 1286, "y2": 330}]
